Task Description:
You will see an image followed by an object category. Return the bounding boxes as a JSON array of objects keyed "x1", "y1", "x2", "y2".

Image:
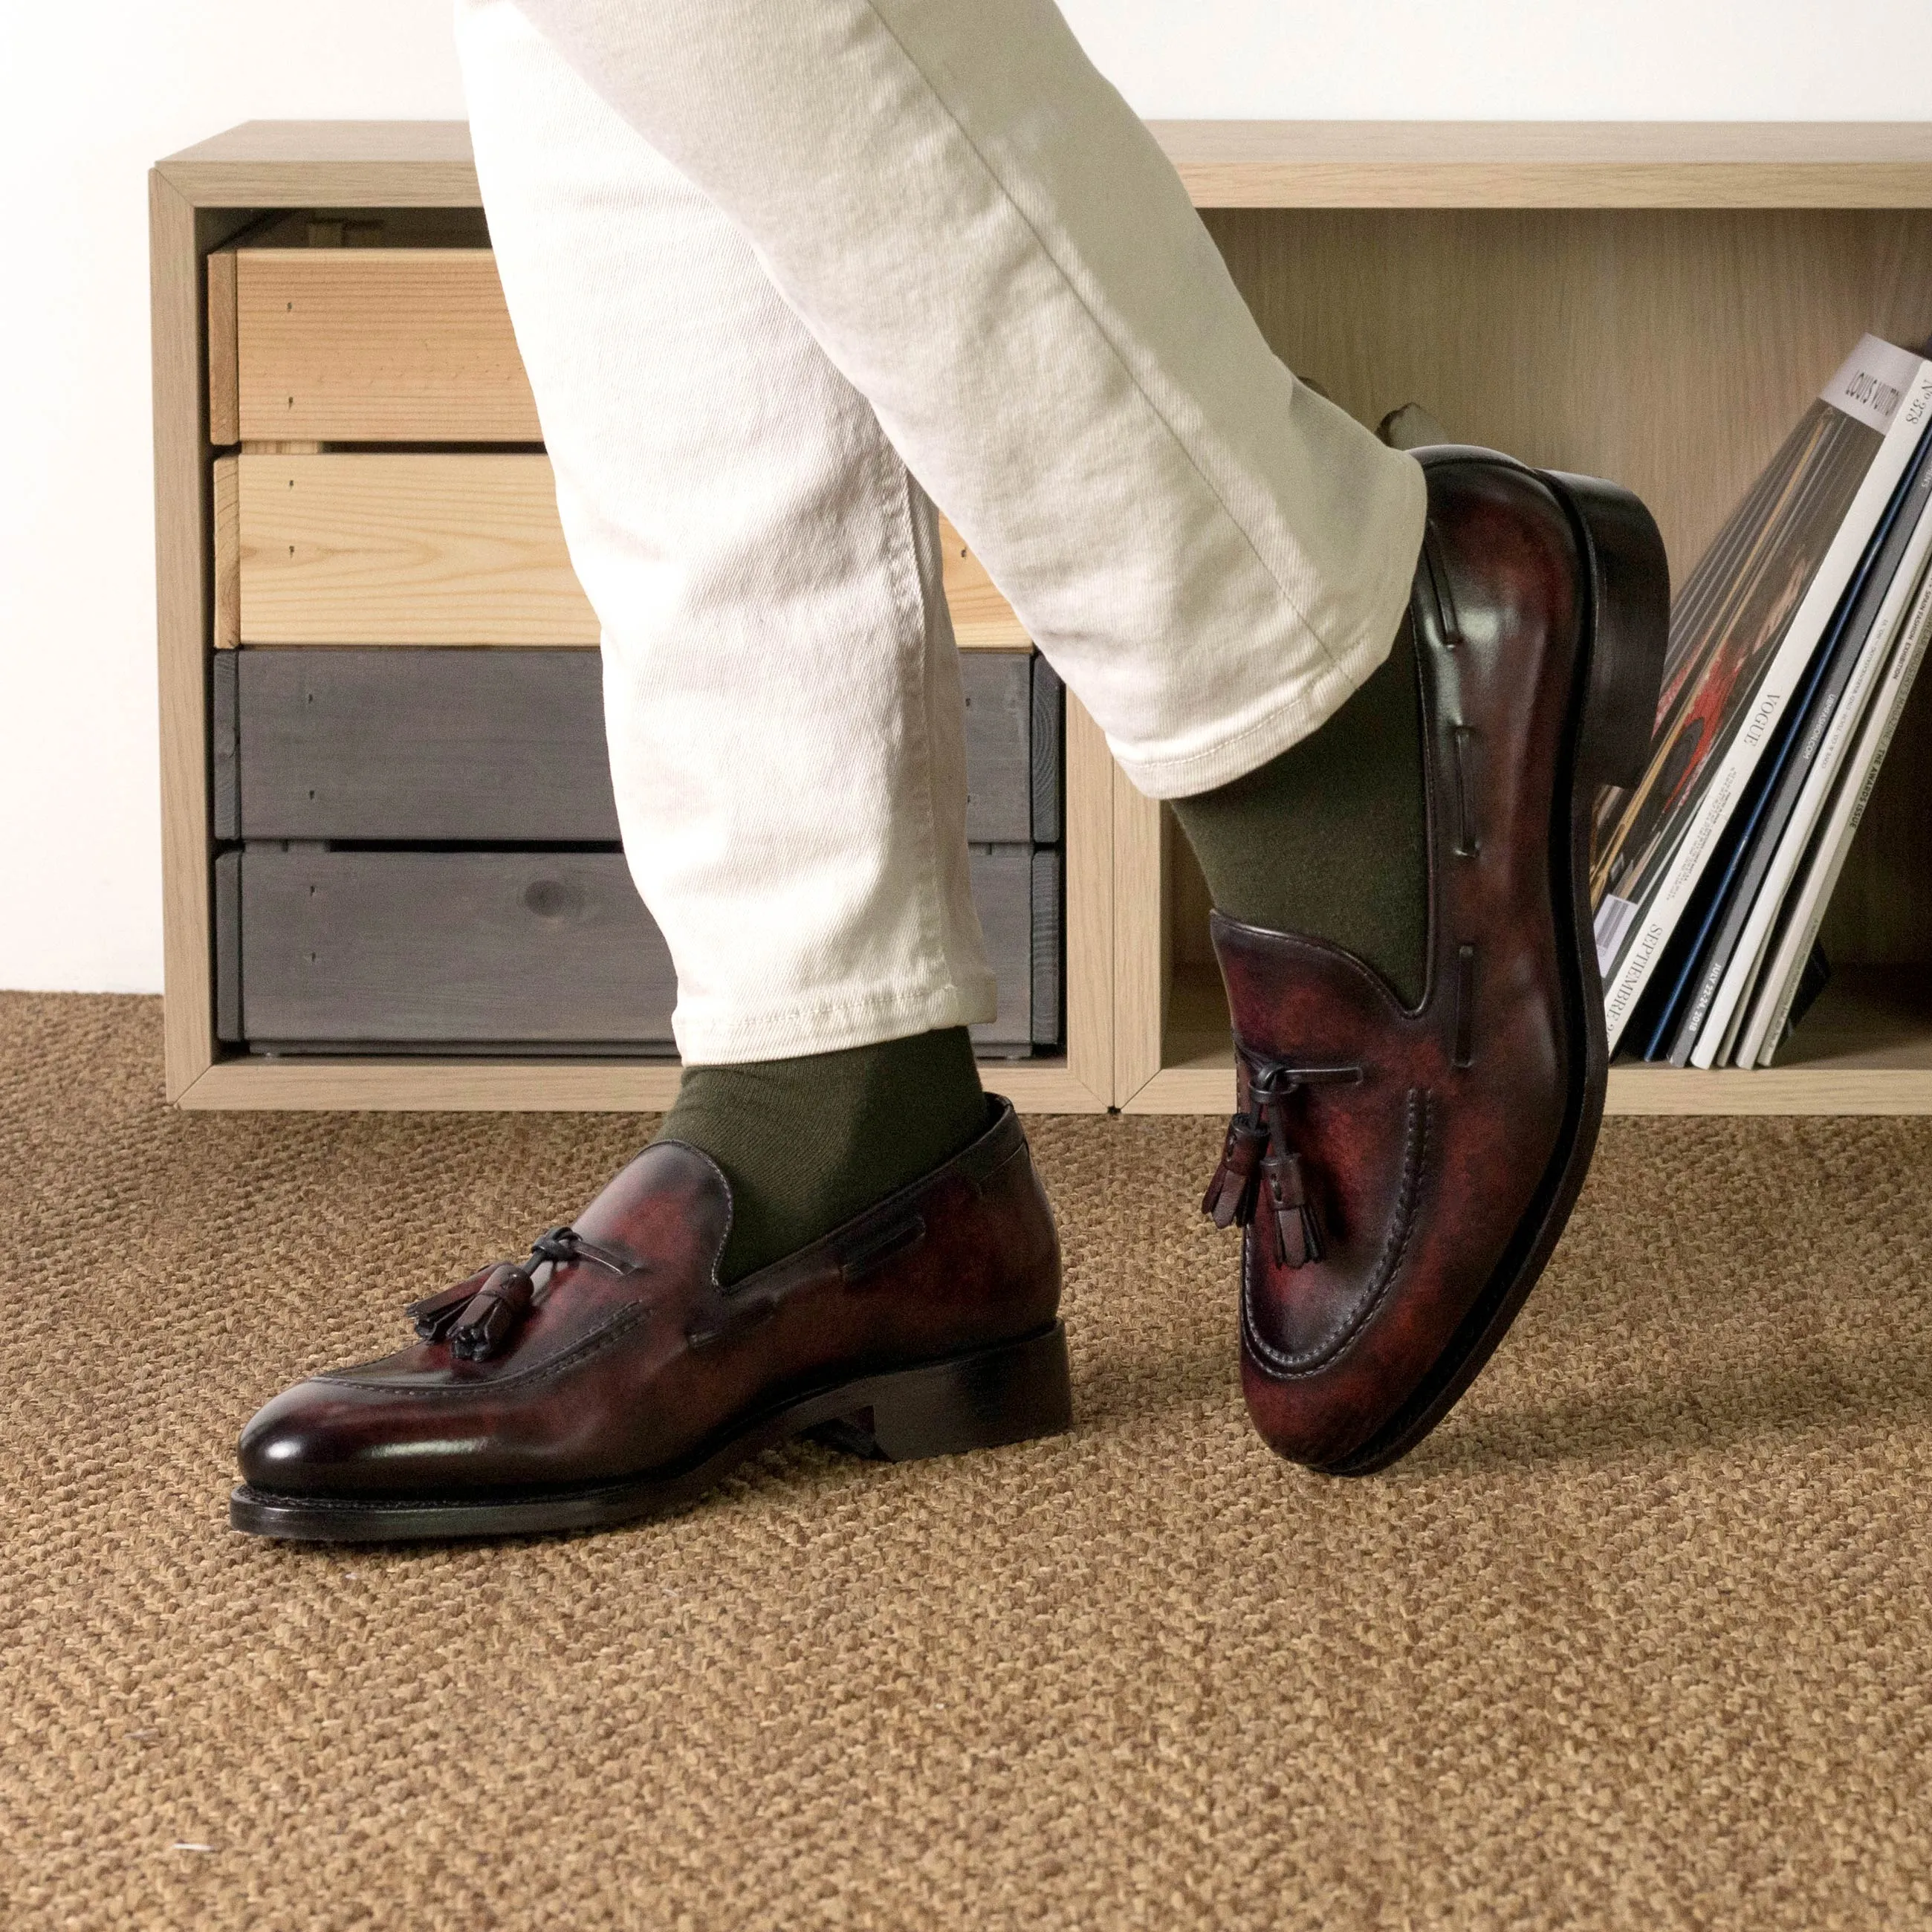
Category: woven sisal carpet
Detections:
[{"x1": 3, "y1": 993, "x2": 1929, "y2": 1930}]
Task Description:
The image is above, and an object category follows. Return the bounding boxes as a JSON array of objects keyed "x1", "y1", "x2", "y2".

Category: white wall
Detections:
[{"x1": 0, "y1": 1, "x2": 1920, "y2": 991}]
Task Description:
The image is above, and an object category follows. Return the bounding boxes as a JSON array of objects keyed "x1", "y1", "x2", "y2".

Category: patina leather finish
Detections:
[
  {"x1": 1207, "y1": 450, "x2": 1669, "y2": 1474},
  {"x1": 234, "y1": 1096, "x2": 1065, "y2": 1536}
]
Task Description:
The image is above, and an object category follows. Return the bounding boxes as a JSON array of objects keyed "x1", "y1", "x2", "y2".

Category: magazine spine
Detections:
[
  {"x1": 1692, "y1": 474, "x2": 1932, "y2": 1064},
  {"x1": 1678, "y1": 432, "x2": 1932, "y2": 1064},
  {"x1": 1751, "y1": 568, "x2": 1932, "y2": 1063},
  {"x1": 1601, "y1": 358, "x2": 1932, "y2": 1053}
]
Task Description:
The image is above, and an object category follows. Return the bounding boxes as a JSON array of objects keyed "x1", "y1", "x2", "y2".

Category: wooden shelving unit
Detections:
[{"x1": 153, "y1": 121, "x2": 1932, "y2": 1114}]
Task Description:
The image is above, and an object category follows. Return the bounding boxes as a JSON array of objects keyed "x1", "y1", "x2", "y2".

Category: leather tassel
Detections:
[
  {"x1": 406, "y1": 1272, "x2": 490, "y2": 1343},
  {"x1": 1201, "y1": 1116, "x2": 1268, "y2": 1228},
  {"x1": 449, "y1": 1262, "x2": 535, "y2": 1362},
  {"x1": 1205, "y1": 1057, "x2": 1356, "y2": 1262},
  {"x1": 1263, "y1": 1151, "x2": 1323, "y2": 1269},
  {"x1": 1271, "y1": 1197, "x2": 1325, "y2": 1269}
]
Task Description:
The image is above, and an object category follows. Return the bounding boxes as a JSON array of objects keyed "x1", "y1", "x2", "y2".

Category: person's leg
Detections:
[
  {"x1": 234, "y1": 23, "x2": 1074, "y2": 1530},
  {"x1": 459, "y1": 0, "x2": 990, "y2": 1281},
  {"x1": 475, "y1": 0, "x2": 1670, "y2": 1479},
  {"x1": 233, "y1": 0, "x2": 1668, "y2": 1540},
  {"x1": 463, "y1": 0, "x2": 1433, "y2": 1264},
  {"x1": 504, "y1": 0, "x2": 1429, "y2": 777}
]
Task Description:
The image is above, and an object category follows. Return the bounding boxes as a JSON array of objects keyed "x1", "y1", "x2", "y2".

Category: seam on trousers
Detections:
[
  {"x1": 858, "y1": 0, "x2": 1341, "y2": 674},
  {"x1": 872, "y1": 422, "x2": 962, "y2": 1031},
  {"x1": 907, "y1": 467, "x2": 983, "y2": 1019}
]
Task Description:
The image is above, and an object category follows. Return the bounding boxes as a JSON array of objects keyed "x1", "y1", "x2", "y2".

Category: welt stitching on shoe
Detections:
[
  {"x1": 316, "y1": 1300, "x2": 652, "y2": 1396},
  {"x1": 1242, "y1": 1088, "x2": 1429, "y2": 1379}
]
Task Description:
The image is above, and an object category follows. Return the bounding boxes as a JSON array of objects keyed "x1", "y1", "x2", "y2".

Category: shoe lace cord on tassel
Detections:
[
  {"x1": 404, "y1": 1225, "x2": 634, "y2": 1362},
  {"x1": 1201, "y1": 1060, "x2": 1361, "y2": 1268}
]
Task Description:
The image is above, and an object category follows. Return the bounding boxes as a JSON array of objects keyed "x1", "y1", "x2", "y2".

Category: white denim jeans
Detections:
[{"x1": 453, "y1": 0, "x2": 1425, "y2": 1065}]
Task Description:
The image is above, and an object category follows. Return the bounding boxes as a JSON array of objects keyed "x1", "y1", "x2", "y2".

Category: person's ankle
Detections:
[
  {"x1": 1170, "y1": 617, "x2": 1428, "y2": 1005},
  {"x1": 655, "y1": 1026, "x2": 988, "y2": 1283}
]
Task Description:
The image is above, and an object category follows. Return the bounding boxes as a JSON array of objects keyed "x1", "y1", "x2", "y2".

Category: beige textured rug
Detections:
[{"x1": 2, "y1": 993, "x2": 1929, "y2": 1930}]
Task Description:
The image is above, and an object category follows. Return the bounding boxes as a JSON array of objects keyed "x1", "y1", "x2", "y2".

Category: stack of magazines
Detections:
[{"x1": 1592, "y1": 333, "x2": 1932, "y2": 1069}]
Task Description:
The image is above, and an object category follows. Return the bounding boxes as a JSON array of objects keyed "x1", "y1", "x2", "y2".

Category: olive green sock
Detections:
[
  {"x1": 1170, "y1": 621, "x2": 1429, "y2": 1007},
  {"x1": 656, "y1": 1026, "x2": 988, "y2": 1284}
]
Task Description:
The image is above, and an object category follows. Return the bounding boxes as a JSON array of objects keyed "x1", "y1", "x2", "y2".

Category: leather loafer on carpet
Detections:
[
  {"x1": 232, "y1": 1097, "x2": 1069, "y2": 1541},
  {"x1": 1202, "y1": 448, "x2": 1670, "y2": 1474}
]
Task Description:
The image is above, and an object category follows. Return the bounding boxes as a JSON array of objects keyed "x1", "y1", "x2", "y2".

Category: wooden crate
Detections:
[
  {"x1": 213, "y1": 645, "x2": 1057, "y2": 845},
  {"x1": 214, "y1": 842, "x2": 1055, "y2": 1056},
  {"x1": 216, "y1": 449, "x2": 1020, "y2": 653},
  {"x1": 210, "y1": 644, "x2": 1061, "y2": 1056},
  {"x1": 153, "y1": 120, "x2": 1932, "y2": 1113}
]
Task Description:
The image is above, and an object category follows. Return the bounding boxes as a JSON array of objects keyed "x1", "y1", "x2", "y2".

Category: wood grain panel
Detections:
[
  {"x1": 1031, "y1": 848, "x2": 1064, "y2": 1049},
  {"x1": 1161, "y1": 123, "x2": 1932, "y2": 212},
  {"x1": 223, "y1": 842, "x2": 1052, "y2": 1059},
  {"x1": 958, "y1": 652, "x2": 1034, "y2": 843},
  {"x1": 211, "y1": 453, "x2": 239, "y2": 650},
  {"x1": 936, "y1": 513, "x2": 1028, "y2": 646},
  {"x1": 230, "y1": 646, "x2": 1046, "y2": 845},
  {"x1": 178, "y1": 1054, "x2": 1105, "y2": 1113},
  {"x1": 1030, "y1": 657, "x2": 1064, "y2": 843},
  {"x1": 1129, "y1": 1060, "x2": 1932, "y2": 1116},
  {"x1": 155, "y1": 120, "x2": 1932, "y2": 215},
  {"x1": 206, "y1": 249, "x2": 239, "y2": 445},
  {"x1": 235, "y1": 848, "x2": 678, "y2": 1046},
  {"x1": 235, "y1": 248, "x2": 539, "y2": 442},
  {"x1": 1203, "y1": 206, "x2": 1932, "y2": 589},
  {"x1": 967, "y1": 844, "x2": 1039, "y2": 1051},
  {"x1": 1062, "y1": 696, "x2": 1114, "y2": 1105},
  {"x1": 236, "y1": 455, "x2": 1025, "y2": 649},
  {"x1": 151, "y1": 189, "x2": 264, "y2": 1098},
  {"x1": 237, "y1": 451, "x2": 593, "y2": 644}
]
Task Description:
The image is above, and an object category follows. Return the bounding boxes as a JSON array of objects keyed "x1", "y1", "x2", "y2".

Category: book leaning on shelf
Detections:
[
  {"x1": 1653, "y1": 375, "x2": 1932, "y2": 1064},
  {"x1": 1591, "y1": 333, "x2": 1932, "y2": 1063},
  {"x1": 1685, "y1": 442, "x2": 1932, "y2": 1065}
]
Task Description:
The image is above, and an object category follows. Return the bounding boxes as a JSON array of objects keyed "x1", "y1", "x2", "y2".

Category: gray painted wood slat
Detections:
[
  {"x1": 212, "y1": 653, "x2": 240, "y2": 842},
  {"x1": 959, "y1": 652, "x2": 1031, "y2": 844},
  {"x1": 967, "y1": 843, "x2": 1033, "y2": 1053},
  {"x1": 227, "y1": 647, "x2": 1049, "y2": 846},
  {"x1": 221, "y1": 842, "x2": 1060, "y2": 1053},
  {"x1": 236, "y1": 649, "x2": 618, "y2": 843},
  {"x1": 235, "y1": 848, "x2": 678, "y2": 1047},
  {"x1": 1031, "y1": 848, "x2": 1063, "y2": 1047}
]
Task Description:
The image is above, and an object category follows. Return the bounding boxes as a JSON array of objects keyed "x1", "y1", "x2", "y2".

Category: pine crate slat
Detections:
[{"x1": 221, "y1": 450, "x2": 1024, "y2": 653}]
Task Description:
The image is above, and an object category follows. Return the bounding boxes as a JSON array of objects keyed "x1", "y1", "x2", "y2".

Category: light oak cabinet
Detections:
[{"x1": 154, "y1": 121, "x2": 1932, "y2": 1113}]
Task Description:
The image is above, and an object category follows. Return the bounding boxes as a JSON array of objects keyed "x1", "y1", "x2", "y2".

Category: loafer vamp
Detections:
[{"x1": 237, "y1": 1101, "x2": 1063, "y2": 1503}]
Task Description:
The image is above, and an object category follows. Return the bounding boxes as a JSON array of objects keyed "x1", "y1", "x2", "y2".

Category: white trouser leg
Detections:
[
  {"x1": 470, "y1": 0, "x2": 1426, "y2": 800},
  {"x1": 458, "y1": 1, "x2": 995, "y2": 1064},
  {"x1": 456, "y1": 0, "x2": 1427, "y2": 1063}
]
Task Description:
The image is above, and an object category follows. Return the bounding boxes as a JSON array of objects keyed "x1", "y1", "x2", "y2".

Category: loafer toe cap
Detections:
[{"x1": 237, "y1": 1380, "x2": 474, "y2": 1499}]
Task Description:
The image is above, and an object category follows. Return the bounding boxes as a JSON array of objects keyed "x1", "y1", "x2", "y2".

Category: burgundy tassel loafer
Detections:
[
  {"x1": 232, "y1": 1097, "x2": 1069, "y2": 1540},
  {"x1": 1202, "y1": 448, "x2": 1670, "y2": 1474}
]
